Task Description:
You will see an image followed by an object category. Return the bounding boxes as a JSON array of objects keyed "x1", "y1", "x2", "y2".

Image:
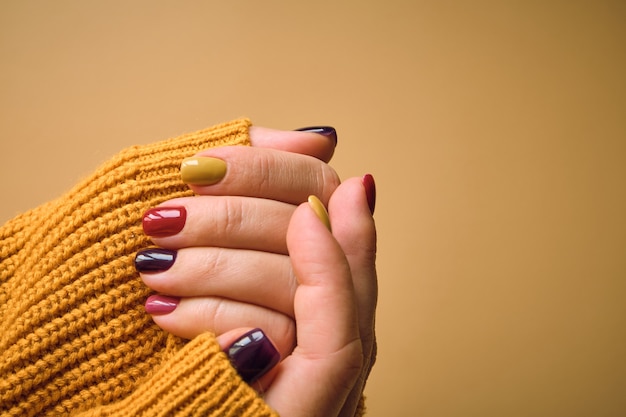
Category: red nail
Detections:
[
  {"x1": 142, "y1": 207, "x2": 186, "y2": 237},
  {"x1": 145, "y1": 295, "x2": 180, "y2": 315},
  {"x1": 362, "y1": 174, "x2": 376, "y2": 214}
]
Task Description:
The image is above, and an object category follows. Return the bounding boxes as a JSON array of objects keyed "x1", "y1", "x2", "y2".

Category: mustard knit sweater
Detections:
[{"x1": 0, "y1": 119, "x2": 283, "y2": 416}]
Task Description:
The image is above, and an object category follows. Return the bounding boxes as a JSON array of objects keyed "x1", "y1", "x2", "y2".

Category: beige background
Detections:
[{"x1": 1, "y1": 1, "x2": 625, "y2": 416}]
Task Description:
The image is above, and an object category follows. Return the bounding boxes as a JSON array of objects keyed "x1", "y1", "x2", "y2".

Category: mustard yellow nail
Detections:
[
  {"x1": 308, "y1": 195, "x2": 331, "y2": 231},
  {"x1": 181, "y1": 157, "x2": 227, "y2": 185}
]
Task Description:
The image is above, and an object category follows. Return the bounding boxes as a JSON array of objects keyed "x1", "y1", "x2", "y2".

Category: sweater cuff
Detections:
[
  {"x1": 76, "y1": 333, "x2": 279, "y2": 417},
  {"x1": 0, "y1": 118, "x2": 256, "y2": 416}
]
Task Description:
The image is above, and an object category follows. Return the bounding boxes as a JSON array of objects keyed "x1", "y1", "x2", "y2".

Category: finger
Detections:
[
  {"x1": 145, "y1": 296, "x2": 296, "y2": 359},
  {"x1": 327, "y1": 176, "x2": 378, "y2": 417},
  {"x1": 180, "y1": 146, "x2": 341, "y2": 205},
  {"x1": 249, "y1": 126, "x2": 337, "y2": 162},
  {"x1": 329, "y1": 177, "x2": 377, "y2": 352},
  {"x1": 137, "y1": 247, "x2": 296, "y2": 317},
  {"x1": 216, "y1": 327, "x2": 281, "y2": 392},
  {"x1": 142, "y1": 196, "x2": 294, "y2": 254},
  {"x1": 263, "y1": 197, "x2": 362, "y2": 417}
]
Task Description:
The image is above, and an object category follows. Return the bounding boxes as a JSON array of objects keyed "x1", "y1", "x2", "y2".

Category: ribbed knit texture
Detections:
[
  {"x1": 0, "y1": 118, "x2": 276, "y2": 416},
  {"x1": 77, "y1": 334, "x2": 275, "y2": 417}
]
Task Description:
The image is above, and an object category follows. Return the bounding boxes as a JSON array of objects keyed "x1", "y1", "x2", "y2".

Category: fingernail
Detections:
[
  {"x1": 145, "y1": 294, "x2": 180, "y2": 315},
  {"x1": 362, "y1": 174, "x2": 376, "y2": 215},
  {"x1": 294, "y1": 126, "x2": 338, "y2": 145},
  {"x1": 142, "y1": 207, "x2": 186, "y2": 237},
  {"x1": 308, "y1": 195, "x2": 331, "y2": 231},
  {"x1": 227, "y1": 328, "x2": 280, "y2": 384},
  {"x1": 135, "y1": 248, "x2": 177, "y2": 272},
  {"x1": 181, "y1": 157, "x2": 227, "y2": 185}
]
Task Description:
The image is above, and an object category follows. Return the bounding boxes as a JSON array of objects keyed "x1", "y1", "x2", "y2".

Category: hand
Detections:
[
  {"x1": 218, "y1": 177, "x2": 377, "y2": 417},
  {"x1": 137, "y1": 126, "x2": 341, "y2": 356},
  {"x1": 138, "y1": 124, "x2": 378, "y2": 416}
]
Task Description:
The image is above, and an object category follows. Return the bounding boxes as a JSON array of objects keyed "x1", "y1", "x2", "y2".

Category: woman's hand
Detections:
[
  {"x1": 219, "y1": 177, "x2": 377, "y2": 417},
  {"x1": 137, "y1": 126, "x2": 341, "y2": 356},
  {"x1": 138, "y1": 125, "x2": 378, "y2": 416}
]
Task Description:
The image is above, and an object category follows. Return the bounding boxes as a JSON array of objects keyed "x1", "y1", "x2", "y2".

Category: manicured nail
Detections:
[
  {"x1": 226, "y1": 328, "x2": 280, "y2": 384},
  {"x1": 294, "y1": 126, "x2": 338, "y2": 145},
  {"x1": 142, "y1": 207, "x2": 187, "y2": 237},
  {"x1": 308, "y1": 195, "x2": 331, "y2": 231},
  {"x1": 145, "y1": 294, "x2": 180, "y2": 315},
  {"x1": 181, "y1": 157, "x2": 227, "y2": 185},
  {"x1": 362, "y1": 174, "x2": 376, "y2": 215},
  {"x1": 135, "y1": 248, "x2": 177, "y2": 272}
]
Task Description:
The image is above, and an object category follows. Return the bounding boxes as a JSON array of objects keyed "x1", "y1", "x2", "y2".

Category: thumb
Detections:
[{"x1": 262, "y1": 196, "x2": 363, "y2": 417}]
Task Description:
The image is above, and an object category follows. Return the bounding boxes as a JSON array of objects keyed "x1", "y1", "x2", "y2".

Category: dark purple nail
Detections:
[
  {"x1": 226, "y1": 328, "x2": 280, "y2": 384},
  {"x1": 145, "y1": 294, "x2": 180, "y2": 315},
  {"x1": 294, "y1": 126, "x2": 338, "y2": 145},
  {"x1": 135, "y1": 248, "x2": 177, "y2": 272}
]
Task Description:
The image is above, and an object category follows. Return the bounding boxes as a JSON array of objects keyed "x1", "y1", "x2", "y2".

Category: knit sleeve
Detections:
[
  {"x1": 76, "y1": 333, "x2": 278, "y2": 417},
  {"x1": 0, "y1": 118, "x2": 277, "y2": 416}
]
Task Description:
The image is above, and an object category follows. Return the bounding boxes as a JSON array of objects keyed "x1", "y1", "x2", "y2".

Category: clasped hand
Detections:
[{"x1": 136, "y1": 126, "x2": 377, "y2": 417}]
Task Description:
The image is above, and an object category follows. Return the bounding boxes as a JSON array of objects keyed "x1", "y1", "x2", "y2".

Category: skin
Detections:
[{"x1": 140, "y1": 127, "x2": 377, "y2": 417}]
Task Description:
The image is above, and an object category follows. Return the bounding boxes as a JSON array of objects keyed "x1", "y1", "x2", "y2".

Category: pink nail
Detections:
[{"x1": 145, "y1": 294, "x2": 180, "y2": 315}]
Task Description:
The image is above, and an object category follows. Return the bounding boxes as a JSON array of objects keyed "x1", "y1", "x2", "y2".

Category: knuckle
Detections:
[
  {"x1": 249, "y1": 152, "x2": 275, "y2": 196},
  {"x1": 196, "y1": 248, "x2": 228, "y2": 282},
  {"x1": 214, "y1": 197, "x2": 245, "y2": 238}
]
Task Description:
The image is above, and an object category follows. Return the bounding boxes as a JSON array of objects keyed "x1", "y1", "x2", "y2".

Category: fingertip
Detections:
[
  {"x1": 362, "y1": 174, "x2": 376, "y2": 215},
  {"x1": 327, "y1": 176, "x2": 378, "y2": 269},
  {"x1": 293, "y1": 126, "x2": 338, "y2": 146},
  {"x1": 329, "y1": 176, "x2": 377, "y2": 220},
  {"x1": 134, "y1": 248, "x2": 177, "y2": 273},
  {"x1": 307, "y1": 195, "x2": 331, "y2": 231},
  {"x1": 218, "y1": 328, "x2": 281, "y2": 385},
  {"x1": 249, "y1": 126, "x2": 336, "y2": 162},
  {"x1": 216, "y1": 327, "x2": 256, "y2": 350},
  {"x1": 145, "y1": 294, "x2": 180, "y2": 315}
]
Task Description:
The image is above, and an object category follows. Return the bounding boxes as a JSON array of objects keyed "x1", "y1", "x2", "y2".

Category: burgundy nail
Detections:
[
  {"x1": 142, "y1": 206, "x2": 186, "y2": 237},
  {"x1": 135, "y1": 248, "x2": 177, "y2": 272},
  {"x1": 362, "y1": 174, "x2": 376, "y2": 214},
  {"x1": 294, "y1": 126, "x2": 338, "y2": 145},
  {"x1": 226, "y1": 328, "x2": 280, "y2": 384},
  {"x1": 145, "y1": 294, "x2": 180, "y2": 315}
]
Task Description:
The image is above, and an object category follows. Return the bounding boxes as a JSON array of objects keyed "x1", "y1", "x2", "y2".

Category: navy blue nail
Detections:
[
  {"x1": 294, "y1": 126, "x2": 338, "y2": 145},
  {"x1": 134, "y1": 248, "x2": 177, "y2": 272},
  {"x1": 227, "y1": 328, "x2": 280, "y2": 383}
]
